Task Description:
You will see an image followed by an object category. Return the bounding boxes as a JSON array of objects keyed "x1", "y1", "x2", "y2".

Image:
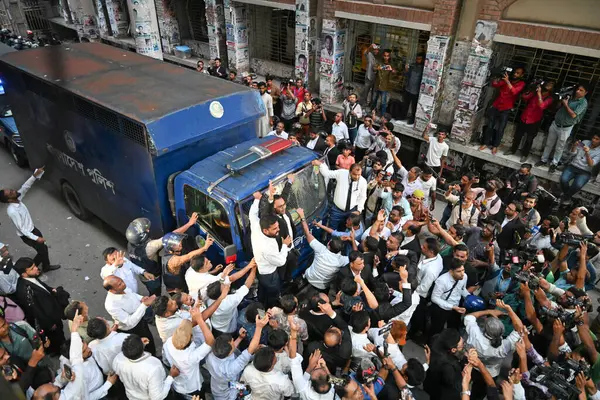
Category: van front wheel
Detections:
[{"x1": 61, "y1": 182, "x2": 90, "y2": 220}]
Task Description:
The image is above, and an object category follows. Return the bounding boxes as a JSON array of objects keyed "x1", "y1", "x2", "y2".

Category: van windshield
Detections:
[{"x1": 237, "y1": 163, "x2": 326, "y2": 236}]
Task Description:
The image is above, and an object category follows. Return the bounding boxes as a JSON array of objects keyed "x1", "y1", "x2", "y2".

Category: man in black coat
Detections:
[
  {"x1": 323, "y1": 134, "x2": 340, "y2": 168},
  {"x1": 13, "y1": 257, "x2": 66, "y2": 355},
  {"x1": 401, "y1": 225, "x2": 422, "y2": 259},
  {"x1": 424, "y1": 329, "x2": 465, "y2": 400},
  {"x1": 259, "y1": 175, "x2": 298, "y2": 283},
  {"x1": 496, "y1": 201, "x2": 526, "y2": 263},
  {"x1": 335, "y1": 251, "x2": 374, "y2": 292},
  {"x1": 305, "y1": 131, "x2": 328, "y2": 154}
]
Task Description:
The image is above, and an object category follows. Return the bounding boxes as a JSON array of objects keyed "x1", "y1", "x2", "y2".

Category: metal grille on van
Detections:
[{"x1": 21, "y1": 72, "x2": 148, "y2": 149}]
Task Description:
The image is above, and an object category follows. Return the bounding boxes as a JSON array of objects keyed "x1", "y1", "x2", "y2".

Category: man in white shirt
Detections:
[
  {"x1": 398, "y1": 165, "x2": 424, "y2": 199},
  {"x1": 205, "y1": 313, "x2": 268, "y2": 400},
  {"x1": 205, "y1": 260, "x2": 257, "y2": 335},
  {"x1": 430, "y1": 259, "x2": 469, "y2": 338},
  {"x1": 185, "y1": 256, "x2": 253, "y2": 301},
  {"x1": 313, "y1": 160, "x2": 367, "y2": 232},
  {"x1": 103, "y1": 275, "x2": 156, "y2": 355},
  {"x1": 100, "y1": 247, "x2": 155, "y2": 294},
  {"x1": 422, "y1": 125, "x2": 449, "y2": 176},
  {"x1": 241, "y1": 346, "x2": 295, "y2": 399},
  {"x1": 250, "y1": 193, "x2": 291, "y2": 307},
  {"x1": 257, "y1": 82, "x2": 274, "y2": 138},
  {"x1": 297, "y1": 208, "x2": 349, "y2": 291},
  {"x1": 348, "y1": 311, "x2": 377, "y2": 359},
  {"x1": 1, "y1": 167, "x2": 60, "y2": 272},
  {"x1": 410, "y1": 238, "x2": 444, "y2": 339},
  {"x1": 112, "y1": 334, "x2": 180, "y2": 400},
  {"x1": 331, "y1": 112, "x2": 349, "y2": 142},
  {"x1": 445, "y1": 189, "x2": 480, "y2": 229},
  {"x1": 153, "y1": 288, "x2": 225, "y2": 343},
  {"x1": 87, "y1": 317, "x2": 129, "y2": 375},
  {"x1": 163, "y1": 308, "x2": 215, "y2": 398},
  {"x1": 33, "y1": 316, "x2": 116, "y2": 400},
  {"x1": 419, "y1": 167, "x2": 437, "y2": 211},
  {"x1": 354, "y1": 116, "x2": 376, "y2": 162},
  {"x1": 267, "y1": 121, "x2": 289, "y2": 139}
]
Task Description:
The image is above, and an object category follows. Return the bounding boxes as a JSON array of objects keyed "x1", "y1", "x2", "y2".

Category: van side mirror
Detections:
[{"x1": 224, "y1": 244, "x2": 237, "y2": 264}]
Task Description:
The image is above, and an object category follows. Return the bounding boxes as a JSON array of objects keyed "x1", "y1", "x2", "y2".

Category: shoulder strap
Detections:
[
  {"x1": 489, "y1": 196, "x2": 500, "y2": 210},
  {"x1": 9, "y1": 323, "x2": 36, "y2": 348}
]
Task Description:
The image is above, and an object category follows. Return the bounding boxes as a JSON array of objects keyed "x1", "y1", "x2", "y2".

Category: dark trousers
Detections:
[
  {"x1": 429, "y1": 303, "x2": 463, "y2": 340},
  {"x1": 404, "y1": 92, "x2": 419, "y2": 123},
  {"x1": 482, "y1": 107, "x2": 510, "y2": 147},
  {"x1": 141, "y1": 275, "x2": 162, "y2": 297},
  {"x1": 20, "y1": 227, "x2": 50, "y2": 270},
  {"x1": 44, "y1": 322, "x2": 66, "y2": 356},
  {"x1": 510, "y1": 120, "x2": 541, "y2": 156},
  {"x1": 278, "y1": 249, "x2": 298, "y2": 283},
  {"x1": 258, "y1": 271, "x2": 281, "y2": 309},
  {"x1": 354, "y1": 147, "x2": 367, "y2": 163},
  {"x1": 409, "y1": 296, "x2": 429, "y2": 335},
  {"x1": 121, "y1": 320, "x2": 156, "y2": 355},
  {"x1": 439, "y1": 203, "x2": 453, "y2": 228},
  {"x1": 560, "y1": 165, "x2": 592, "y2": 198}
]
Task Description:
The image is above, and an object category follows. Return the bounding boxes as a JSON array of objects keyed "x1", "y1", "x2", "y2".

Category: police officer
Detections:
[
  {"x1": 125, "y1": 213, "x2": 199, "y2": 296},
  {"x1": 162, "y1": 232, "x2": 213, "y2": 294}
]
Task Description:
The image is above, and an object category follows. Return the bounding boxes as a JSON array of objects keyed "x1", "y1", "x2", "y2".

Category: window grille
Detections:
[
  {"x1": 187, "y1": 0, "x2": 208, "y2": 42},
  {"x1": 250, "y1": 6, "x2": 295, "y2": 66},
  {"x1": 488, "y1": 43, "x2": 600, "y2": 139},
  {"x1": 21, "y1": 0, "x2": 51, "y2": 34},
  {"x1": 346, "y1": 20, "x2": 429, "y2": 92}
]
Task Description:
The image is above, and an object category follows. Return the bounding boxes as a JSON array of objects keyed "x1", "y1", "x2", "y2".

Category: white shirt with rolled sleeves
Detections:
[
  {"x1": 241, "y1": 364, "x2": 295, "y2": 400},
  {"x1": 304, "y1": 239, "x2": 349, "y2": 290},
  {"x1": 89, "y1": 331, "x2": 129, "y2": 375},
  {"x1": 163, "y1": 338, "x2": 212, "y2": 395},
  {"x1": 415, "y1": 254, "x2": 444, "y2": 298},
  {"x1": 390, "y1": 289, "x2": 421, "y2": 326},
  {"x1": 156, "y1": 308, "x2": 211, "y2": 345},
  {"x1": 431, "y1": 272, "x2": 469, "y2": 310},
  {"x1": 368, "y1": 328, "x2": 407, "y2": 370},
  {"x1": 318, "y1": 163, "x2": 367, "y2": 212},
  {"x1": 349, "y1": 327, "x2": 377, "y2": 359},
  {"x1": 7, "y1": 174, "x2": 42, "y2": 240},
  {"x1": 464, "y1": 314, "x2": 521, "y2": 377},
  {"x1": 100, "y1": 258, "x2": 146, "y2": 294},
  {"x1": 250, "y1": 199, "x2": 290, "y2": 275},
  {"x1": 289, "y1": 354, "x2": 336, "y2": 400},
  {"x1": 355, "y1": 124, "x2": 375, "y2": 149},
  {"x1": 425, "y1": 137, "x2": 449, "y2": 167},
  {"x1": 104, "y1": 291, "x2": 148, "y2": 331},
  {"x1": 185, "y1": 267, "x2": 221, "y2": 301},
  {"x1": 205, "y1": 349, "x2": 253, "y2": 400},
  {"x1": 112, "y1": 351, "x2": 173, "y2": 400},
  {"x1": 207, "y1": 285, "x2": 249, "y2": 333},
  {"x1": 332, "y1": 121, "x2": 349, "y2": 142}
]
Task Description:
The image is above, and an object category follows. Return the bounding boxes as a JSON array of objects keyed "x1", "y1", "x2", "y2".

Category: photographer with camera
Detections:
[
  {"x1": 518, "y1": 194, "x2": 541, "y2": 233},
  {"x1": 504, "y1": 163, "x2": 537, "y2": 205},
  {"x1": 479, "y1": 67, "x2": 526, "y2": 155},
  {"x1": 559, "y1": 206, "x2": 594, "y2": 236},
  {"x1": 559, "y1": 133, "x2": 600, "y2": 204},
  {"x1": 440, "y1": 172, "x2": 479, "y2": 227},
  {"x1": 552, "y1": 242, "x2": 598, "y2": 291},
  {"x1": 505, "y1": 80, "x2": 555, "y2": 162},
  {"x1": 471, "y1": 179, "x2": 503, "y2": 222},
  {"x1": 526, "y1": 215, "x2": 560, "y2": 251},
  {"x1": 536, "y1": 83, "x2": 589, "y2": 174},
  {"x1": 444, "y1": 189, "x2": 480, "y2": 229},
  {"x1": 343, "y1": 93, "x2": 363, "y2": 144}
]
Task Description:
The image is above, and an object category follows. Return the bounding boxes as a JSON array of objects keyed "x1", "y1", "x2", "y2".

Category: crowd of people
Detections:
[{"x1": 0, "y1": 55, "x2": 599, "y2": 400}]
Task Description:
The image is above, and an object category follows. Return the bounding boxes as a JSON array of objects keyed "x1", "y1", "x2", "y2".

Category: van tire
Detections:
[
  {"x1": 10, "y1": 144, "x2": 27, "y2": 167},
  {"x1": 61, "y1": 182, "x2": 90, "y2": 220}
]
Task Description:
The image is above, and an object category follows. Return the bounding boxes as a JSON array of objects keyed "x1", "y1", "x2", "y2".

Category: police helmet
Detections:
[
  {"x1": 162, "y1": 232, "x2": 186, "y2": 253},
  {"x1": 125, "y1": 218, "x2": 151, "y2": 246},
  {"x1": 464, "y1": 295, "x2": 486, "y2": 312}
]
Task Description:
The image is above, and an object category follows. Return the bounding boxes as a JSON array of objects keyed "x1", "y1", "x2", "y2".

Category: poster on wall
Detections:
[
  {"x1": 457, "y1": 86, "x2": 480, "y2": 111},
  {"x1": 127, "y1": 0, "x2": 162, "y2": 59},
  {"x1": 473, "y1": 20, "x2": 497, "y2": 47},
  {"x1": 450, "y1": 108, "x2": 475, "y2": 143},
  {"x1": 319, "y1": 33, "x2": 334, "y2": 66}
]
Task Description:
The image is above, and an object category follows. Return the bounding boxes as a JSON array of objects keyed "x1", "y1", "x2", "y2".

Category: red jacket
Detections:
[
  {"x1": 520, "y1": 91, "x2": 553, "y2": 124},
  {"x1": 492, "y1": 79, "x2": 526, "y2": 111},
  {"x1": 292, "y1": 86, "x2": 307, "y2": 105}
]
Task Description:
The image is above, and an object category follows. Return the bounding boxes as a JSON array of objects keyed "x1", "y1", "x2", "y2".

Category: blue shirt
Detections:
[
  {"x1": 350, "y1": 373, "x2": 385, "y2": 400},
  {"x1": 554, "y1": 250, "x2": 597, "y2": 291}
]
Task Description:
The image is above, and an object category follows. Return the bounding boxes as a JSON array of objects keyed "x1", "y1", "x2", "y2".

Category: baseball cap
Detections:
[{"x1": 412, "y1": 189, "x2": 425, "y2": 199}]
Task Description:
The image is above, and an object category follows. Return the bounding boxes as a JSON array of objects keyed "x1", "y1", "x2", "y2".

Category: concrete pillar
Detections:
[
  {"x1": 449, "y1": 20, "x2": 497, "y2": 143},
  {"x1": 414, "y1": 35, "x2": 452, "y2": 131},
  {"x1": 319, "y1": 18, "x2": 346, "y2": 104},
  {"x1": 224, "y1": 0, "x2": 249, "y2": 73},
  {"x1": 205, "y1": 0, "x2": 227, "y2": 62},
  {"x1": 62, "y1": 0, "x2": 99, "y2": 41},
  {"x1": 155, "y1": 0, "x2": 180, "y2": 54},
  {"x1": 294, "y1": 0, "x2": 310, "y2": 84},
  {"x1": 96, "y1": 0, "x2": 130, "y2": 37},
  {"x1": 126, "y1": 0, "x2": 163, "y2": 60}
]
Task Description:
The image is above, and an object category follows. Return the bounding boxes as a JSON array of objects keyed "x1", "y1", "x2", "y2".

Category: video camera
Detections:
[
  {"x1": 539, "y1": 306, "x2": 580, "y2": 329},
  {"x1": 555, "y1": 85, "x2": 575, "y2": 100},
  {"x1": 529, "y1": 361, "x2": 587, "y2": 400},
  {"x1": 490, "y1": 66, "x2": 513, "y2": 77},
  {"x1": 513, "y1": 270, "x2": 542, "y2": 291},
  {"x1": 526, "y1": 77, "x2": 545, "y2": 91},
  {"x1": 558, "y1": 232, "x2": 595, "y2": 246}
]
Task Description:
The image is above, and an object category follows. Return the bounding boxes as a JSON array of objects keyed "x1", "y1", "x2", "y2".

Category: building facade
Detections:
[{"x1": 3, "y1": 0, "x2": 600, "y2": 203}]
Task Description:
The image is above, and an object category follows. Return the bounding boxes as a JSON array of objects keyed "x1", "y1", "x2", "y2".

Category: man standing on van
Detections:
[
  {"x1": 258, "y1": 82, "x2": 274, "y2": 138},
  {"x1": 0, "y1": 167, "x2": 60, "y2": 272}
]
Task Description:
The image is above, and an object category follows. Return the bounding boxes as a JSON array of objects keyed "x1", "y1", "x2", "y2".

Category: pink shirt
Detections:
[{"x1": 336, "y1": 155, "x2": 355, "y2": 170}]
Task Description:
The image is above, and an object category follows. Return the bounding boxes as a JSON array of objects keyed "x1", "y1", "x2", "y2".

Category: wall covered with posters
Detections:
[
  {"x1": 294, "y1": 0, "x2": 310, "y2": 83},
  {"x1": 450, "y1": 20, "x2": 497, "y2": 144},
  {"x1": 319, "y1": 19, "x2": 346, "y2": 104},
  {"x1": 205, "y1": 0, "x2": 227, "y2": 61},
  {"x1": 127, "y1": 0, "x2": 163, "y2": 59},
  {"x1": 414, "y1": 35, "x2": 450, "y2": 131},
  {"x1": 224, "y1": 0, "x2": 249, "y2": 72},
  {"x1": 96, "y1": 0, "x2": 130, "y2": 37}
]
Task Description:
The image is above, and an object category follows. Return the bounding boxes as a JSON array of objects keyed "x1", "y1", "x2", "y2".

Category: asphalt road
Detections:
[{"x1": 0, "y1": 147, "x2": 125, "y2": 320}]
